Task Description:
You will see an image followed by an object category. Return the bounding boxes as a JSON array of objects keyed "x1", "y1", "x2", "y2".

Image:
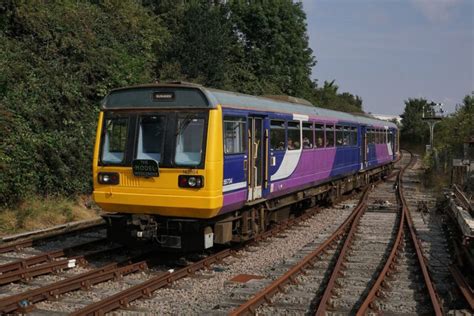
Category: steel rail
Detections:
[
  {"x1": 0, "y1": 203, "x2": 325, "y2": 314},
  {"x1": 314, "y1": 189, "x2": 370, "y2": 315},
  {"x1": 0, "y1": 239, "x2": 34, "y2": 255},
  {"x1": 69, "y1": 190, "x2": 364, "y2": 316},
  {"x1": 228, "y1": 154, "x2": 402, "y2": 316},
  {"x1": 70, "y1": 249, "x2": 232, "y2": 316},
  {"x1": 449, "y1": 265, "x2": 474, "y2": 310},
  {"x1": 0, "y1": 220, "x2": 105, "y2": 254},
  {"x1": 453, "y1": 184, "x2": 473, "y2": 214},
  {"x1": 315, "y1": 152, "x2": 407, "y2": 315},
  {"x1": 401, "y1": 152, "x2": 443, "y2": 315},
  {"x1": 229, "y1": 187, "x2": 371, "y2": 316},
  {"x1": 357, "y1": 151, "x2": 443, "y2": 315},
  {"x1": 0, "y1": 256, "x2": 86, "y2": 286},
  {"x1": 0, "y1": 238, "x2": 107, "y2": 274},
  {"x1": 0, "y1": 245, "x2": 122, "y2": 285},
  {"x1": 0, "y1": 261, "x2": 148, "y2": 314},
  {"x1": 356, "y1": 158, "x2": 409, "y2": 315}
]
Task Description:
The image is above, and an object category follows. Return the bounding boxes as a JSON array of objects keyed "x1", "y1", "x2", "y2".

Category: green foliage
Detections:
[
  {"x1": 0, "y1": 195, "x2": 98, "y2": 234},
  {"x1": 0, "y1": 1, "x2": 165, "y2": 206},
  {"x1": 435, "y1": 92, "x2": 474, "y2": 156},
  {"x1": 311, "y1": 80, "x2": 363, "y2": 113},
  {"x1": 1, "y1": 0, "x2": 366, "y2": 208},
  {"x1": 155, "y1": 1, "x2": 239, "y2": 89},
  {"x1": 228, "y1": 0, "x2": 316, "y2": 96},
  {"x1": 400, "y1": 98, "x2": 431, "y2": 144},
  {"x1": 152, "y1": 0, "x2": 363, "y2": 111}
]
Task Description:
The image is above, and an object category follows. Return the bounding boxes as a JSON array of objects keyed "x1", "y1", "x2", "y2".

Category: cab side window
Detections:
[{"x1": 223, "y1": 117, "x2": 246, "y2": 154}]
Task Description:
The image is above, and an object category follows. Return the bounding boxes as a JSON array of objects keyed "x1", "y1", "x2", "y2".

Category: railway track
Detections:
[
  {"x1": 2, "y1": 152, "x2": 446, "y2": 315},
  {"x1": 0, "y1": 219, "x2": 105, "y2": 254},
  {"x1": 0, "y1": 222, "x2": 144, "y2": 314},
  {"x1": 45, "y1": 186, "x2": 391, "y2": 314},
  {"x1": 226, "y1": 150, "x2": 445, "y2": 315},
  {"x1": 5, "y1": 186, "x2": 369, "y2": 314}
]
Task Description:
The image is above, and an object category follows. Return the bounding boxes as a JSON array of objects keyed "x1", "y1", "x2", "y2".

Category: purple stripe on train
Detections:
[{"x1": 220, "y1": 142, "x2": 394, "y2": 215}]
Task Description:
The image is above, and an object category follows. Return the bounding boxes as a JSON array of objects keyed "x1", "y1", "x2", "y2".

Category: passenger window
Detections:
[
  {"x1": 343, "y1": 127, "x2": 351, "y2": 146},
  {"x1": 270, "y1": 120, "x2": 285, "y2": 151},
  {"x1": 315, "y1": 124, "x2": 325, "y2": 148},
  {"x1": 223, "y1": 117, "x2": 246, "y2": 154},
  {"x1": 136, "y1": 115, "x2": 166, "y2": 162},
  {"x1": 326, "y1": 124, "x2": 335, "y2": 147},
  {"x1": 102, "y1": 117, "x2": 128, "y2": 164},
  {"x1": 175, "y1": 116, "x2": 205, "y2": 166},
  {"x1": 287, "y1": 121, "x2": 301, "y2": 150},
  {"x1": 351, "y1": 127, "x2": 358, "y2": 146},
  {"x1": 302, "y1": 122, "x2": 313, "y2": 149},
  {"x1": 336, "y1": 125, "x2": 344, "y2": 147}
]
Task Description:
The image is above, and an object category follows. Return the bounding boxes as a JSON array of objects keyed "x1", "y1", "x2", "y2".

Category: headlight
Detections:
[
  {"x1": 188, "y1": 177, "x2": 197, "y2": 187},
  {"x1": 178, "y1": 175, "x2": 204, "y2": 188},
  {"x1": 98, "y1": 172, "x2": 119, "y2": 185}
]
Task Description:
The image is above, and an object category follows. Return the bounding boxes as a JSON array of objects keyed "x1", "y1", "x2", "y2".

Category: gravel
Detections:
[{"x1": 100, "y1": 201, "x2": 358, "y2": 315}]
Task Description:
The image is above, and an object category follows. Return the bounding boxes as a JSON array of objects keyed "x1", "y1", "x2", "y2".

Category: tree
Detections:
[
  {"x1": 435, "y1": 92, "x2": 474, "y2": 156},
  {"x1": 154, "y1": 1, "x2": 240, "y2": 89},
  {"x1": 0, "y1": 1, "x2": 166, "y2": 206},
  {"x1": 400, "y1": 98, "x2": 432, "y2": 144},
  {"x1": 310, "y1": 80, "x2": 364, "y2": 113},
  {"x1": 228, "y1": 0, "x2": 316, "y2": 97}
]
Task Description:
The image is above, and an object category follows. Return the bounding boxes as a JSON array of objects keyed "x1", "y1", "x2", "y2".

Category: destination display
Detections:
[{"x1": 132, "y1": 159, "x2": 159, "y2": 177}]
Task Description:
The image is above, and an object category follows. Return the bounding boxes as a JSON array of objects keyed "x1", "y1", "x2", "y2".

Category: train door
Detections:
[
  {"x1": 389, "y1": 129, "x2": 395, "y2": 157},
  {"x1": 360, "y1": 126, "x2": 368, "y2": 169},
  {"x1": 247, "y1": 117, "x2": 267, "y2": 201}
]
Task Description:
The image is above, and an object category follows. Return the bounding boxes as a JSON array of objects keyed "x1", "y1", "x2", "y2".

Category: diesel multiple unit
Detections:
[{"x1": 93, "y1": 83, "x2": 399, "y2": 251}]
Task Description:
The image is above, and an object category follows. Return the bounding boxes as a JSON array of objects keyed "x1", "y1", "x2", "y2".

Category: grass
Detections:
[{"x1": 0, "y1": 195, "x2": 101, "y2": 237}]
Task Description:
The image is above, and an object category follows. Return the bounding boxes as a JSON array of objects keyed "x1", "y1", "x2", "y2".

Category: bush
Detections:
[{"x1": 0, "y1": 1, "x2": 166, "y2": 206}]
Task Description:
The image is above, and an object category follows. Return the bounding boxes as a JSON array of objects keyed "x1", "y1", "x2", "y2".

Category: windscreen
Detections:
[
  {"x1": 102, "y1": 117, "x2": 128, "y2": 164},
  {"x1": 100, "y1": 111, "x2": 208, "y2": 168},
  {"x1": 137, "y1": 115, "x2": 166, "y2": 163},
  {"x1": 175, "y1": 115, "x2": 205, "y2": 167}
]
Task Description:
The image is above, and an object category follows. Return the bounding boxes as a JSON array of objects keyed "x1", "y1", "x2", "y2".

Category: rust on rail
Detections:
[
  {"x1": 229, "y1": 187, "x2": 371, "y2": 316},
  {"x1": 449, "y1": 264, "x2": 474, "y2": 310},
  {"x1": 0, "y1": 261, "x2": 147, "y2": 314},
  {"x1": 0, "y1": 238, "x2": 106, "y2": 275},
  {"x1": 357, "y1": 151, "x2": 443, "y2": 316},
  {"x1": 314, "y1": 189, "x2": 370, "y2": 315},
  {"x1": 69, "y1": 192, "x2": 359, "y2": 316}
]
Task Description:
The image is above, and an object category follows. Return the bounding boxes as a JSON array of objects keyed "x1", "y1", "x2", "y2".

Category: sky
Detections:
[{"x1": 300, "y1": 0, "x2": 474, "y2": 115}]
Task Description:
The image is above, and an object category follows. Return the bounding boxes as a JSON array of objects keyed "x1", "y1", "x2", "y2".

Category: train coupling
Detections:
[{"x1": 102, "y1": 213, "x2": 214, "y2": 252}]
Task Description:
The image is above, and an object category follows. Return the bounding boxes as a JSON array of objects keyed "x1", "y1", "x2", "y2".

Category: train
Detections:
[{"x1": 92, "y1": 82, "x2": 399, "y2": 252}]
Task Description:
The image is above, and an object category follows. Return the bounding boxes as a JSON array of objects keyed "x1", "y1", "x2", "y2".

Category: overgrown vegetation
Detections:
[
  {"x1": 0, "y1": 196, "x2": 99, "y2": 235},
  {"x1": 1, "y1": 1, "x2": 365, "y2": 210},
  {"x1": 400, "y1": 92, "x2": 474, "y2": 190}
]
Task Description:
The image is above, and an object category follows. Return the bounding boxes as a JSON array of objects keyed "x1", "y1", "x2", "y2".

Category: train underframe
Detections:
[{"x1": 103, "y1": 164, "x2": 393, "y2": 252}]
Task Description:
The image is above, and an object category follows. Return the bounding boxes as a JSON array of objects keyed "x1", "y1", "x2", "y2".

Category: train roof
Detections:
[{"x1": 103, "y1": 83, "x2": 397, "y2": 128}]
